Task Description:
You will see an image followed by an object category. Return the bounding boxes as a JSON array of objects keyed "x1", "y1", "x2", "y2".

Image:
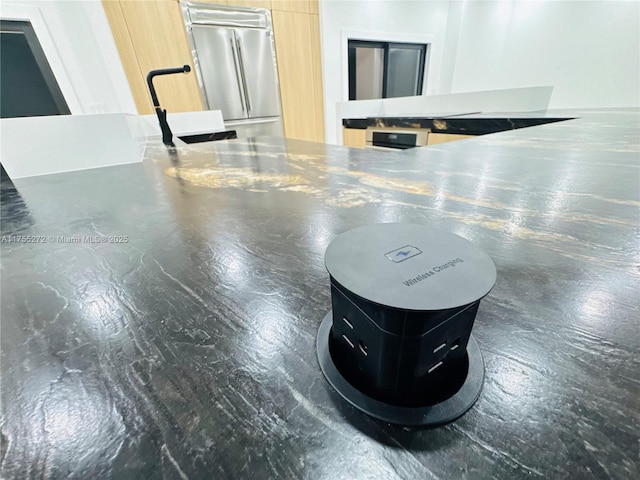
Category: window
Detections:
[
  {"x1": 0, "y1": 20, "x2": 70, "y2": 118},
  {"x1": 348, "y1": 40, "x2": 427, "y2": 101}
]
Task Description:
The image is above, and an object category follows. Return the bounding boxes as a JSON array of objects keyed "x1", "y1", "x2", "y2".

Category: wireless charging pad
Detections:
[{"x1": 317, "y1": 224, "x2": 496, "y2": 426}]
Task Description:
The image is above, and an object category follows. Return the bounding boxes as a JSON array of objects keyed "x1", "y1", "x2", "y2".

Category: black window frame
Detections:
[{"x1": 348, "y1": 39, "x2": 427, "y2": 101}]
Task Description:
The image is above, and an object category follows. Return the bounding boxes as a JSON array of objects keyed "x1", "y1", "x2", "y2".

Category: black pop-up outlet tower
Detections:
[{"x1": 317, "y1": 223, "x2": 496, "y2": 426}]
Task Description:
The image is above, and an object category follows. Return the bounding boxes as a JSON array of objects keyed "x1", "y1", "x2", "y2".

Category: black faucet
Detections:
[{"x1": 146, "y1": 65, "x2": 191, "y2": 147}]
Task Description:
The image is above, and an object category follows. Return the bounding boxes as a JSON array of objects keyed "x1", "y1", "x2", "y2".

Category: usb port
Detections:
[
  {"x1": 342, "y1": 335, "x2": 354, "y2": 348},
  {"x1": 433, "y1": 342, "x2": 447, "y2": 353},
  {"x1": 428, "y1": 361, "x2": 444, "y2": 374}
]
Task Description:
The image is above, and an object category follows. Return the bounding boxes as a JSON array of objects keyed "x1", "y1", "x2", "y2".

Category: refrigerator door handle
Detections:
[
  {"x1": 229, "y1": 38, "x2": 245, "y2": 113},
  {"x1": 235, "y1": 37, "x2": 252, "y2": 113}
]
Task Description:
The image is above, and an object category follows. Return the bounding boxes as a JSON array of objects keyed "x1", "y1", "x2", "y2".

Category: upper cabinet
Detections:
[{"x1": 103, "y1": 0, "x2": 324, "y2": 142}]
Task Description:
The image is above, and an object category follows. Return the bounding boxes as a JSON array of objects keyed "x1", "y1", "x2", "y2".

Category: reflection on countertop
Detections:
[{"x1": 1, "y1": 108, "x2": 639, "y2": 479}]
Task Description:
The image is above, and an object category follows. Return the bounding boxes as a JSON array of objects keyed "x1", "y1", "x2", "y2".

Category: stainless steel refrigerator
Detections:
[{"x1": 181, "y1": 2, "x2": 282, "y2": 137}]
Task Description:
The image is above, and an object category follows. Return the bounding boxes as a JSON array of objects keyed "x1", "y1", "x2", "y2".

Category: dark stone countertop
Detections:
[
  {"x1": 1, "y1": 108, "x2": 639, "y2": 479},
  {"x1": 342, "y1": 113, "x2": 573, "y2": 135}
]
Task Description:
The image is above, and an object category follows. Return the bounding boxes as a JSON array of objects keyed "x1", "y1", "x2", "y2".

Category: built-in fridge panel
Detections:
[
  {"x1": 181, "y1": 2, "x2": 282, "y2": 131},
  {"x1": 234, "y1": 28, "x2": 280, "y2": 119},
  {"x1": 191, "y1": 25, "x2": 247, "y2": 121}
]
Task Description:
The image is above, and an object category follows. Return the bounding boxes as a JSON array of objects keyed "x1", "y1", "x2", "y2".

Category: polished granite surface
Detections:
[
  {"x1": 342, "y1": 112, "x2": 571, "y2": 135},
  {"x1": 1, "y1": 109, "x2": 639, "y2": 479}
]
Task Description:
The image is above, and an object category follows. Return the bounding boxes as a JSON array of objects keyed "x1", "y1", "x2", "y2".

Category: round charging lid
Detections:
[{"x1": 325, "y1": 223, "x2": 496, "y2": 311}]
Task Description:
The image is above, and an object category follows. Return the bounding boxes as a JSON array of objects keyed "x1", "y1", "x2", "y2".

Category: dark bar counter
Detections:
[
  {"x1": 1, "y1": 109, "x2": 638, "y2": 479},
  {"x1": 342, "y1": 114, "x2": 571, "y2": 134}
]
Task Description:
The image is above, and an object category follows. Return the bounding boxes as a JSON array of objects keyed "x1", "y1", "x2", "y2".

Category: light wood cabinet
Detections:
[
  {"x1": 427, "y1": 133, "x2": 474, "y2": 145},
  {"x1": 102, "y1": 1, "x2": 151, "y2": 114},
  {"x1": 103, "y1": 0, "x2": 325, "y2": 142},
  {"x1": 342, "y1": 127, "x2": 366, "y2": 148},
  {"x1": 272, "y1": 10, "x2": 324, "y2": 142},
  {"x1": 103, "y1": 0, "x2": 203, "y2": 114}
]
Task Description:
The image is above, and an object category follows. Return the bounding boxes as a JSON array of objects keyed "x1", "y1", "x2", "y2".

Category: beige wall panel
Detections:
[
  {"x1": 308, "y1": 0, "x2": 319, "y2": 15},
  {"x1": 118, "y1": 0, "x2": 203, "y2": 114}
]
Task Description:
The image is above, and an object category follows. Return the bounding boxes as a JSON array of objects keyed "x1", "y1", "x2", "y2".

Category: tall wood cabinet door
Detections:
[
  {"x1": 309, "y1": 12, "x2": 325, "y2": 142},
  {"x1": 272, "y1": 11, "x2": 324, "y2": 142},
  {"x1": 117, "y1": 0, "x2": 203, "y2": 114},
  {"x1": 102, "y1": 1, "x2": 151, "y2": 114}
]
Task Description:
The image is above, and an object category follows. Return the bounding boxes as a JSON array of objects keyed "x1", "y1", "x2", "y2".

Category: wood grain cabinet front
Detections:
[
  {"x1": 103, "y1": 0, "x2": 324, "y2": 142},
  {"x1": 102, "y1": 0, "x2": 203, "y2": 114},
  {"x1": 272, "y1": 9, "x2": 325, "y2": 142},
  {"x1": 342, "y1": 128, "x2": 366, "y2": 148}
]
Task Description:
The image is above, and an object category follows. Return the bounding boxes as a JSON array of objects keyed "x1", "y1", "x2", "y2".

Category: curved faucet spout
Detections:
[{"x1": 146, "y1": 65, "x2": 192, "y2": 146}]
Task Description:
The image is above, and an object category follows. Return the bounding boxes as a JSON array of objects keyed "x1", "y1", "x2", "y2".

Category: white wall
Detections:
[
  {"x1": 1, "y1": 0, "x2": 136, "y2": 115},
  {"x1": 320, "y1": 0, "x2": 640, "y2": 144},
  {"x1": 449, "y1": 0, "x2": 640, "y2": 109},
  {"x1": 319, "y1": 0, "x2": 452, "y2": 144}
]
